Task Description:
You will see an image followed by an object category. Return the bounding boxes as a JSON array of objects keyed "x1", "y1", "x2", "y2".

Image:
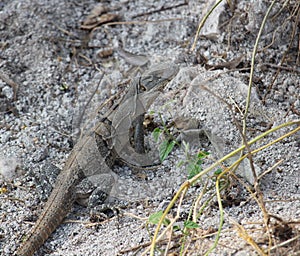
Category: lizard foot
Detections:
[{"x1": 89, "y1": 203, "x2": 120, "y2": 220}]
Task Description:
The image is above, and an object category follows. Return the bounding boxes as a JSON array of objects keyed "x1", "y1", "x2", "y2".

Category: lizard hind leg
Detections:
[
  {"x1": 75, "y1": 172, "x2": 121, "y2": 219},
  {"x1": 89, "y1": 190, "x2": 128, "y2": 222}
]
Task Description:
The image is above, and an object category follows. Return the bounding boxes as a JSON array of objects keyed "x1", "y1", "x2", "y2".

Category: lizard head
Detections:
[{"x1": 139, "y1": 63, "x2": 179, "y2": 92}]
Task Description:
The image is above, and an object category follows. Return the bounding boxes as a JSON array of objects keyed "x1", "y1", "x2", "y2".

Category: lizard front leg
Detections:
[{"x1": 132, "y1": 114, "x2": 145, "y2": 154}]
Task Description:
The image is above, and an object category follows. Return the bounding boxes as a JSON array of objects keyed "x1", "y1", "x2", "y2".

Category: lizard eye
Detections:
[
  {"x1": 138, "y1": 77, "x2": 148, "y2": 92},
  {"x1": 139, "y1": 84, "x2": 146, "y2": 91},
  {"x1": 140, "y1": 75, "x2": 154, "y2": 90}
]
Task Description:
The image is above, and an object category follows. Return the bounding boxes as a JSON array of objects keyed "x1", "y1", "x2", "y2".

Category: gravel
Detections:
[{"x1": 0, "y1": 0, "x2": 299, "y2": 255}]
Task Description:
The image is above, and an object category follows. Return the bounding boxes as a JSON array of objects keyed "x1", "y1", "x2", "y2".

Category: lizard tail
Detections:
[
  {"x1": 16, "y1": 208, "x2": 66, "y2": 256},
  {"x1": 16, "y1": 166, "x2": 81, "y2": 256}
]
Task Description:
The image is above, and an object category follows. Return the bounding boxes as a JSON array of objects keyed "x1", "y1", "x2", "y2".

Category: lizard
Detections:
[
  {"x1": 112, "y1": 62, "x2": 179, "y2": 167},
  {"x1": 15, "y1": 62, "x2": 179, "y2": 256}
]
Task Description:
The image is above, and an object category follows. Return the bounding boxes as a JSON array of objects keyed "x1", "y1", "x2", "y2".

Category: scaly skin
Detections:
[
  {"x1": 16, "y1": 123, "x2": 112, "y2": 256},
  {"x1": 16, "y1": 166, "x2": 84, "y2": 256},
  {"x1": 16, "y1": 63, "x2": 178, "y2": 256}
]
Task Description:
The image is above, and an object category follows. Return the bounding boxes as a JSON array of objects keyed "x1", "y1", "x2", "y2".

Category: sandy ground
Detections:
[{"x1": 0, "y1": 0, "x2": 299, "y2": 255}]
